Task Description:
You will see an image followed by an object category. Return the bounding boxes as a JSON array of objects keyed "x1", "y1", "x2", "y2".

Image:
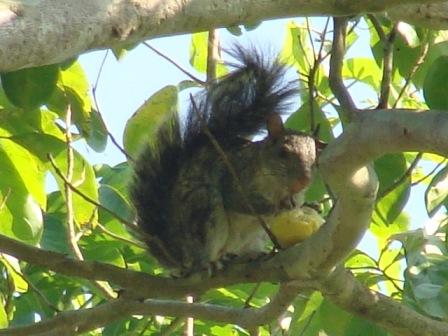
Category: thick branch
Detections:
[
  {"x1": 0, "y1": 283, "x2": 301, "y2": 335},
  {"x1": 388, "y1": 3, "x2": 448, "y2": 29},
  {"x1": 321, "y1": 267, "x2": 448, "y2": 336},
  {"x1": 0, "y1": 0, "x2": 445, "y2": 72}
]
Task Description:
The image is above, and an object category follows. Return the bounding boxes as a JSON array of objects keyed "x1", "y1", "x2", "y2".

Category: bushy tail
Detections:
[
  {"x1": 185, "y1": 45, "x2": 297, "y2": 145},
  {"x1": 131, "y1": 45, "x2": 297, "y2": 268}
]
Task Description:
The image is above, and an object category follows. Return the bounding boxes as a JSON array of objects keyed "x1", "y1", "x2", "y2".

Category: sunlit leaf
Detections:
[
  {"x1": 1, "y1": 254, "x2": 28, "y2": 293},
  {"x1": 189, "y1": 32, "x2": 227, "y2": 76},
  {"x1": 397, "y1": 22, "x2": 420, "y2": 48},
  {"x1": 123, "y1": 85, "x2": 178, "y2": 159},
  {"x1": 343, "y1": 57, "x2": 382, "y2": 91},
  {"x1": 50, "y1": 150, "x2": 98, "y2": 228}
]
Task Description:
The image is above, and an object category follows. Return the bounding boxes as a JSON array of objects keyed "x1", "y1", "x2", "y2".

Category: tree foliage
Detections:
[{"x1": 1, "y1": 14, "x2": 448, "y2": 335}]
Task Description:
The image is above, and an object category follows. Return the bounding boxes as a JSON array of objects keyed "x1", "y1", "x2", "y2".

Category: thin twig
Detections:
[
  {"x1": 306, "y1": 19, "x2": 330, "y2": 133},
  {"x1": 96, "y1": 223, "x2": 147, "y2": 249},
  {"x1": 393, "y1": 41, "x2": 430, "y2": 108},
  {"x1": 189, "y1": 95, "x2": 281, "y2": 250},
  {"x1": 91, "y1": 50, "x2": 134, "y2": 162},
  {"x1": 47, "y1": 154, "x2": 146, "y2": 238},
  {"x1": 244, "y1": 283, "x2": 262, "y2": 308},
  {"x1": 206, "y1": 29, "x2": 220, "y2": 84},
  {"x1": 62, "y1": 107, "x2": 116, "y2": 299},
  {"x1": 377, "y1": 153, "x2": 423, "y2": 200},
  {"x1": 64, "y1": 105, "x2": 84, "y2": 260},
  {"x1": 411, "y1": 158, "x2": 446, "y2": 186},
  {"x1": 376, "y1": 20, "x2": 398, "y2": 109},
  {"x1": 143, "y1": 41, "x2": 206, "y2": 85},
  {"x1": 329, "y1": 17, "x2": 357, "y2": 121},
  {"x1": 305, "y1": 18, "x2": 317, "y2": 62},
  {"x1": 159, "y1": 317, "x2": 184, "y2": 336},
  {"x1": 2, "y1": 256, "x2": 60, "y2": 312}
]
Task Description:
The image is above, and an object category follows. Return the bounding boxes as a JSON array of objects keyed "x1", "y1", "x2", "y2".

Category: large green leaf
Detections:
[
  {"x1": 423, "y1": 55, "x2": 448, "y2": 110},
  {"x1": 1, "y1": 64, "x2": 59, "y2": 110},
  {"x1": 282, "y1": 21, "x2": 314, "y2": 76},
  {"x1": 123, "y1": 85, "x2": 178, "y2": 159},
  {"x1": 0, "y1": 139, "x2": 45, "y2": 243},
  {"x1": 343, "y1": 57, "x2": 382, "y2": 91},
  {"x1": 82, "y1": 240, "x2": 126, "y2": 267}
]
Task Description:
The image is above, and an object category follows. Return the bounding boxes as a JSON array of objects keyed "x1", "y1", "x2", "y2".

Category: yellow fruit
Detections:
[{"x1": 269, "y1": 206, "x2": 325, "y2": 248}]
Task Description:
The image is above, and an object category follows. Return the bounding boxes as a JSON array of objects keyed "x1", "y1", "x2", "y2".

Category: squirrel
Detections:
[{"x1": 130, "y1": 46, "x2": 318, "y2": 276}]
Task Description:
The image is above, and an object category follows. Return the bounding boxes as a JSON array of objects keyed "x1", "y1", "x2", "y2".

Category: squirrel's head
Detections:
[{"x1": 265, "y1": 113, "x2": 318, "y2": 197}]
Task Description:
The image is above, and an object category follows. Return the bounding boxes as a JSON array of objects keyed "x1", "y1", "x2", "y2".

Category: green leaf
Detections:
[
  {"x1": 123, "y1": 85, "x2": 178, "y2": 159},
  {"x1": 397, "y1": 22, "x2": 420, "y2": 48},
  {"x1": 343, "y1": 57, "x2": 382, "y2": 91},
  {"x1": 374, "y1": 153, "x2": 411, "y2": 224},
  {"x1": 60, "y1": 61, "x2": 93, "y2": 136},
  {"x1": 320, "y1": 300, "x2": 351, "y2": 335},
  {"x1": 414, "y1": 41, "x2": 448, "y2": 87},
  {"x1": 285, "y1": 102, "x2": 334, "y2": 143},
  {"x1": 0, "y1": 191, "x2": 43, "y2": 244},
  {"x1": 1, "y1": 254, "x2": 28, "y2": 293},
  {"x1": 98, "y1": 184, "x2": 134, "y2": 225},
  {"x1": 0, "y1": 138, "x2": 46, "y2": 207},
  {"x1": 82, "y1": 240, "x2": 126, "y2": 267},
  {"x1": 346, "y1": 316, "x2": 388, "y2": 336},
  {"x1": 178, "y1": 79, "x2": 202, "y2": 91},
  {"x1": 50, "y1": 150, "x2": 98, "y2": 228},
  {"x1": 96, "y1": 162, "x2": 132, "y2": 195},
  {"x1": 423, "y1": 55, "x2": 448, "y2": 109},
  {"x1": 41, "y1": 212, "x2": 70, "y2": 255},
  {"x1": 86, "y1": 109, "x2": 108, "y2": 152},
  {"x1": 425, "y1": 165, "x2": 448, "y2": 216},
  {"x1": 345, "y1": 250, "x2": 377, "y2": 269},
  {"x1": 1, "y1": 64, "x2": 59, "y2": 109},
  {"x1": 0, "y1": 301, "x2": 6, "y2": 328},
  {"x1": 0, "y1": 138, "x2": 45, "y2": 243},
  {"x1": 189, "y1": 32, "x2": 227, "y2": 76},
  {"x1": 281, "y1": 21, "x2": 314, "y2": 76}
]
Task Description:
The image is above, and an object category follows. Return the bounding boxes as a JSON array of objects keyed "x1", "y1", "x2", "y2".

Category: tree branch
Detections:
[
  {"x1": 321, "y1": 267, "x2": 448, "y2": 336},
  {"x1": 329, "y1": 17, "x2": 358, "y2": 122},
  {"x1": 0, "y1": 282, "x2": 302, "y2": 335},
  {"x1": 0, "y1": 0, "x2": 446, "y2": 72}
]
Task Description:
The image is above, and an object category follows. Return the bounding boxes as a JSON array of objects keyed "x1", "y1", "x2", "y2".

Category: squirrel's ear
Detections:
[{"x1": 267, "y1": 113, "x2": 284, "y2": 140}]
